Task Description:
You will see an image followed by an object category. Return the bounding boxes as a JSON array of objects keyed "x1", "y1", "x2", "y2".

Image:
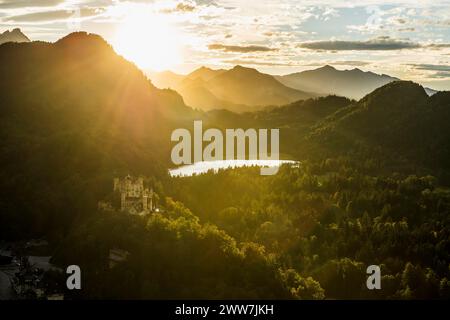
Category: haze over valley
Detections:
[{"x1": 150, "y1": 64, "x2": 439, "y2": 112}]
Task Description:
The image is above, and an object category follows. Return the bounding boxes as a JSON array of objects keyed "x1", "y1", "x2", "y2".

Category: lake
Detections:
[{"x1": 169, "y1": 159, "x2": 298, "y2": 177}]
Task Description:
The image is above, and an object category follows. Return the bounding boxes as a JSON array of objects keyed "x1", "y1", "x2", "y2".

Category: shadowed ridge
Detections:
[
  {"x1": 428, "y1": 90, "x2": 450, "y2": 108},
  {"x1": 186, "y1": 66, "x2": 226, "y2": 81},
  {"x1": 358, "y1": 80, "x2": 428, "y2": 109}
]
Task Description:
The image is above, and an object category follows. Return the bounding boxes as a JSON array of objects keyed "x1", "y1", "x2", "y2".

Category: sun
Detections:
[{"x1": 112, "y1": 8, "x2": 182, "y2": 71}]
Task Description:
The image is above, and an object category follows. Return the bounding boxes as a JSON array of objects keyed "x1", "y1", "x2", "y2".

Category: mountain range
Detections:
[
  {"x1": 276, "y1": 65, "x2": 438, "y2": 99},
  {"x1": 151, "y1": 65, "x2": 438, "y2": 111},
  {"x1": 150, "y1": 65, "x2": 315, "y2": 112},
  {"x1": 277, "y1": 65, "x2": 394, "y2": 99},
  {"x1": 1, "y1": 32, "x2": 447, "y2": 181},
  {"x1": 0, "y1": 28, "x2": 30, "y2": 45},
  {"x1": 1, "y1": 32, "x2": 449, "y2": 207}
]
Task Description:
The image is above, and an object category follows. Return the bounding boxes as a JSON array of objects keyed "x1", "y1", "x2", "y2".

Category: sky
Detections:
[{"x1": 1, "y1": 0, "x2": 450, "y2": 90}]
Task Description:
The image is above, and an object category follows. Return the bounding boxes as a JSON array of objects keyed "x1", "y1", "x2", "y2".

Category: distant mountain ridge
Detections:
[
  {"x1": 277, "y1": 65, "x2": 437, "y2": 99},
  {"x1": 206, "y1": 65, "x2": 314, "y2": 107},
  {"x1": 150, "y1": 66, "x2": 315, "y2": 112},
  {"x1": 151, "y1": 65, "x2": 438, "y2": 110},
  {"x1": 0, "y1": 28, "x2": 30, "y2": 45},
  {"x1": 186, "y1": 66, "x2": 226, "y2": 81}
]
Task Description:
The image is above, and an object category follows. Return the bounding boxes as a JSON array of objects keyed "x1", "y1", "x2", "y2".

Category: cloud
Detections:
[
  {"x1": 0, "y1": 0, "x2": 63, "y2": 8},
  {"x1": 429, "y1": 72, "x2": 450, "y2": 79},
  {"x1": 407, "y1": 64, "x2": 450, "y2": 72},
  {"x1": 208, "y1": 43, "x2": 277, "y2": 53},
  {"x1": 330, "y1": 61, "x2": 372, "y2": 66},
  {"x1": 223, "y1": 59, "x2": 372, "y2": 69},
  {"x1": 427, "y1": 43, "x2": 450, "y2": 49},
  {"x1": 192, "y1": 0, "x2": 216, "y2": 5},
  {"x1": 407, "y1": 64, "x2": 450, "y2": 79},
  {"x1": 4, "y1": 11, "x2": 72, "y2": 22},
  {"x1": 303, "y1": 60, "x2": 371, "y2": 67},
  {"x1": 175, "y1": 2, "x2": 196, "y2": 12},
  {"x1": 222, "y1": 59, "x2": 299, "y2": 67},
  {"x1": 298, "y1": 37, "x2": 421, "y2": 51},
  {"x1": 161, "y1": 1, "x2": 196, "y2": 14},
  {"x1": 4, "y1": 8, "x2": 103, "y2": 23}
]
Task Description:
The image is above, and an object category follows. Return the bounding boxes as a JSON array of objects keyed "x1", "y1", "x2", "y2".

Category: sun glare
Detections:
[{"x1": 112, "y1": 7, "x2": 182, "y2": 71}]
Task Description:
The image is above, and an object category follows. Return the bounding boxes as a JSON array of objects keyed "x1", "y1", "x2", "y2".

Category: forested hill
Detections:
[
  {"x1": 303, "y1": 81, "x2": 450, "y2": 181},
  {"x1": 0, "y1": 32, "x2": 198, "y2": 171},
  {"x1": 0, "y1": 32, "x2": 198, "y2": 239}
]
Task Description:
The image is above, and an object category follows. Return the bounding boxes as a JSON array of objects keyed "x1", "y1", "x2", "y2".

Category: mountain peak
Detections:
[
  {"x1": 187, "y1": 66, "x2": 225, "y2": 81},
  {"x1": 231, "y1": 65, "x2": 260, "y2": 74},
  {"x1": 362, "y1": 80, "x2": 428, "y2": 106},
  {"x1": 320, "y1": 65, "x2": 336, "y2": 71},
  {"x1": 56, "y1": 32, "x2": 108, "y2": 46},
  {"x1": 190, "y1": 66, "x2": 213, "y2": 73},
  {"x1": 375, "y1": 80, "x2": 425, "y2": 93},
  {"x1": 0, "y1": 28, "x2": 30, "y2": 45},
  {"x1": 54, "y1": 32, "x2": 112, "y2": 57}
]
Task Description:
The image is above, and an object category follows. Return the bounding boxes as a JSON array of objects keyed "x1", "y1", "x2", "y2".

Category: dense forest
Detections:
[
  {"x1": 1, "y1": 33, "x2": 450, "y2": 299},
  {"x1": 166, "y1": 163, "x2": 450, "y2": 299}
]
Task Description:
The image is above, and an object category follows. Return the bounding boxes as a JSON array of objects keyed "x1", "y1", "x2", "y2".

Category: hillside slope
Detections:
[
  {"x1": 305, "y1": 81, "x2": 450, "y2": 176},
  {"x1": 0, "y1": 32, "x2": 197, "y2": 238}
]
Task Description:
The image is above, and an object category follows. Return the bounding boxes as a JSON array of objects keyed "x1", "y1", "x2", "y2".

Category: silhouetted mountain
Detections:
[
  {"x1": 306, "y1": 81, "x2": 450, "y2": 174},
  {"x1": 277, "y1": 65, "x2": 400, "y2": 99},
  {"x1": 177, "y1": 76, "x2": 247, "y2": 112},
  {"x1": 149, "y1": 67, "x2": 241, "y2": 111},
  {"x1": 201, "y1": 95, "x2": 353, "y2": 159},
  {"x1": 0, "y1": 32, "x2": 198, "y2": 238},
  {"x1": 255, "y1": 95, "x2": 353, "y2": 129},
  {"x1": 148, "y1": 70, "x2": 185, "y2": 89},
  {"x1": 150, "y1": 67, "x2": 226, "y2": 90},
  {"x1": 0, "y1": 28, "x2": 30, "y2": 45},
  {"x1": 185, "y1": 66, "x2": 226, "y2": 81},
  {"x1": 206, "y1": 65, "x2": 314, "y2": 106},
  {"x1": 150, "y1": 65, "x2": 315, "y2": 112}
]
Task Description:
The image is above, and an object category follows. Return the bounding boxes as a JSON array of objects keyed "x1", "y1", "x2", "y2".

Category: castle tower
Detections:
[{"x1": 114, "y1": 175, "x2": 154, "y2": 214}]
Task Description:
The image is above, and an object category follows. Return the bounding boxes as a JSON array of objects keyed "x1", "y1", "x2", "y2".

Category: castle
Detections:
[{"x1": 113, "y1": 175, "x2": 154, "y2": 215}]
